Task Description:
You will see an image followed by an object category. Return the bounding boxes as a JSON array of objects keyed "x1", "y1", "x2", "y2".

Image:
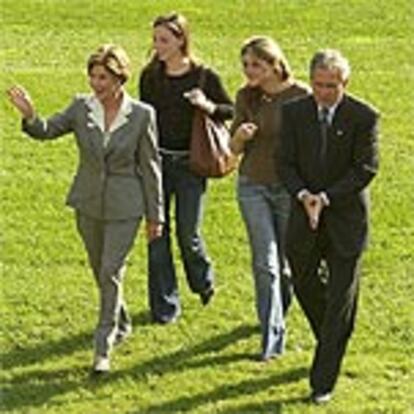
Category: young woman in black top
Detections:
[{"x1": 139, "y1": 12, "x2": 233, "y2": 324}]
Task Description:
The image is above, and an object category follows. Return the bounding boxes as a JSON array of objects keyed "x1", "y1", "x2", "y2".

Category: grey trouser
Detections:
[{"x1": 76, "y1": 212, "x2": 140, "y2": 356}]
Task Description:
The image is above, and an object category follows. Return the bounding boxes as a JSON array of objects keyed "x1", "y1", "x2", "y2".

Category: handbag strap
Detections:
[{"x1": 197, "y1": 65, "x2": 207, "y2": 90}]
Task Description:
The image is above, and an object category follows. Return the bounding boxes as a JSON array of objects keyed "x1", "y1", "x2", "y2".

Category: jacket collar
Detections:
[
  {"x1": 310, "y1": 95, "x2": 348, "y2": 125},
  {"x1": 85, "y1": 92, "x2": 133, "y2": 134}
]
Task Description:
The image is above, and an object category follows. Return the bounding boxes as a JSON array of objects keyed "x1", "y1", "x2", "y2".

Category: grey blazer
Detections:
[{"x1": 23, "y1": 93, "x2": 164, "y2": 222}]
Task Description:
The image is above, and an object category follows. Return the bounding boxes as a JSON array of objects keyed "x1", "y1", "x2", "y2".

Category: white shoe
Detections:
[
  {"x1": 93, "y1": 355, "x2": 110, "y2": 373},
  {"x1": 311, "y1": 391, "x2": 332, "y2": 405}
]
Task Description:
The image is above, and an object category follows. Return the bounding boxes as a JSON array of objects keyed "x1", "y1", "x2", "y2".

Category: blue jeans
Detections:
[
  {"x1": 148, "y1": 153, "x2": 214, "y2": 322},
  {"x1": 237, "y1": 175, "x2": 293, "y2": 358}
]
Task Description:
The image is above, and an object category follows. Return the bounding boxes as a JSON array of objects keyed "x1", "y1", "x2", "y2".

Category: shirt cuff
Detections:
[
  {"x1": 23, "y1": 115, "x2": 37, "y2": 126},
  {"x1": 319, "y1": 191, "x2": 330, "y2": 206},
  {"x1": 297, "y1": 189, "x2": 310, "y2": 202},
  {"x1": 203, "y1": 100, "x2": 216, "y2": 115}
]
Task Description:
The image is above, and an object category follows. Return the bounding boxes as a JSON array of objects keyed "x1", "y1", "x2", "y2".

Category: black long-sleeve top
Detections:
[{"x1": 139, "y1": 64, "x2": 233, "y2": 151}]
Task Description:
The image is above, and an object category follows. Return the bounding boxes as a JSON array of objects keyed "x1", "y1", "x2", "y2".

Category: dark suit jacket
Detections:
[
  {"x1": 280, "y1": 94, "x2": 379, "y2": 257},
  {"x1": 23, "y1": 93, "x2": 164, "y2": 222}
]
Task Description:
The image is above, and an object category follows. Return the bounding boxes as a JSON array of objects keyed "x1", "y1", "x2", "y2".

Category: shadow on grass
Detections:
[
  {"x1": 2, "y1": 323, "x2": 259, "y2": 412},
  {"x1": 1, "y1": 367, "x2": 91, "y2": 413},
  {"x1": 113, "y1": 323, "x2": 259, "y2": 380},
  {"x1": 1, "y1": 311, "x2": 151, "y2": 370},
  {"x1": 217, "y1": 395, "x2": 309, "y2": 414},
  {"x1": 144, "y1": 367, "x2": 308, "y2": 413},
  {"x1": 2, "y1": 365, "x2": 308, "y2": 414},
  {"x1": 1, "y1": 331, "x2": 92, "y2": 371}
]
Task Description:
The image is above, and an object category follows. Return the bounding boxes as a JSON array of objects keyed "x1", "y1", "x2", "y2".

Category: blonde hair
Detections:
[
  {"x1": 241, "y1": 36, "x2": 292, "y2": 81},
  {"x1": 87, "y1": 44, "x2": 131, "y2": 84}
]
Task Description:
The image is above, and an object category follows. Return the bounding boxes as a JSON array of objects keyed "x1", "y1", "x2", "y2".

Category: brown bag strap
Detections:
[{"x1": 197, "y1": 65, "x2": 207, "y2": 90}]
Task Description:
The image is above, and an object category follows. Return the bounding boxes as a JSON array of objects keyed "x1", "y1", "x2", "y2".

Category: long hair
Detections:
[
  {"x1": 144, "y1": 12, "x2": 194, "y2": 73},
  {"x1": 141, "y1": 12, "x2": 199, "y2": 99},
  {"x1": 241, "y1": 36, "x2": 292, "y2": 81},
  {"x1": 239, "y1": 36, "x2": 293, "y2": 114}
]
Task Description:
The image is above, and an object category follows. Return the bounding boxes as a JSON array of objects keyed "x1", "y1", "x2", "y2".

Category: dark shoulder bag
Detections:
[{"x1": 189, "y1": 67, "x2": 236, "y2": 178}]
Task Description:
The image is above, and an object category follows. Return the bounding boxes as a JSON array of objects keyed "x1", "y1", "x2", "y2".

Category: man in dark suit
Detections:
[{"x1": 280, "y1": 49, "x2": 379, "y2": 404}]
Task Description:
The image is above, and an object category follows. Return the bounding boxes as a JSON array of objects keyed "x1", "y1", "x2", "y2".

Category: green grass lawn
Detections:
[{"x1": 1, "y1": 0, "x2": 413, "y2": 413}]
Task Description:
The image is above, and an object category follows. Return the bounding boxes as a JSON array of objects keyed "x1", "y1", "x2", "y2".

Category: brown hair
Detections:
[
  {"x1": 153, "y1": 12, "x2": 191, "y2": 57},
  {"x1": 141, "y1": 12, "x2": 199, "y2": 92},
  {"x1": 241, "y1": 36, "x2": 292, "y2": 81},
  {"x1": 87, "y1": 44, "x2": 131, "y2": 84}
]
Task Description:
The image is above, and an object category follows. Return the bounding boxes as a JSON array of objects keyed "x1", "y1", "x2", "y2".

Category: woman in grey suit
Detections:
[{"x1": 7, "y1": 44, "x2": 164, "y2": 374}]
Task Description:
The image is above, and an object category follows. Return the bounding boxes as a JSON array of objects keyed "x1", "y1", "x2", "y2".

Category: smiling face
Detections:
[
  {"x1": 153, "y1": 24, "x2": 184, "y2": 63},
  {"x1": 241, "y1": 51, "x2": 275, "y2": 88},
  {"x1": 88, "y1": 64, "x2": 122, "y2": 103},
  {"x1": 311, "y1": 67, "x2": 347, "y2": 107}
]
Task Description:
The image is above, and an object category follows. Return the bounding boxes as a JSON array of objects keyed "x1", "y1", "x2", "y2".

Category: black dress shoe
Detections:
[
  {"x1": 152, "y1": 315, "x2": 178, "y2": 325},
  {"x1": 114, "y1": 324, "x2": 132, "y2": 345},
  {"x1": 200, "y1": 286, "x2": 215, "y2": 306},
  {"x1": 310, "y1": 390, "x2": 332, "y2": 405}
]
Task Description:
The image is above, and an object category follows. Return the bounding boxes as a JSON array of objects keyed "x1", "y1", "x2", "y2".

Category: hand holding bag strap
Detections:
[{"x1": 189, "y1": 67, "x2": 236, "y2": 178}]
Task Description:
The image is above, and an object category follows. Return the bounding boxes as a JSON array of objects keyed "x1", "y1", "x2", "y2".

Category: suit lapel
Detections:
[
  {"x1": 331, "y1": 96, "x2": 348, "y2": 127},
  {"x1": 104, "y1": 94, "x2": 134, "y2": 156},
  {"x1": 304, "y1": 98, "x2": 323, "y2": 160},
  {"x1": 104, "y1": 115, "x2": 131, "y2": 156},
  {"x1": 328, "y1": 96, "x2": 352, "y2": 146},
  {"x1": 84, "y1": 99, "x2": 106, "y2": 162}
]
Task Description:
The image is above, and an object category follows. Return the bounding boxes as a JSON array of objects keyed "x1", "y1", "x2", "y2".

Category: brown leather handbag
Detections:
[{"x1": 189, "y1": 68, "x2": 236, "y2": 178}]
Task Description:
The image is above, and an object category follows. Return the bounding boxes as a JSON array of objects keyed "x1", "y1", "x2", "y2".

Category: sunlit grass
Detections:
[{"x1": 1, "y1": 0, "x2": 413, "y2": 413}]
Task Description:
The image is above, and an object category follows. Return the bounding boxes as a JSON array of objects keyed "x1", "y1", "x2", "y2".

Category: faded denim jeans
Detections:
[{"x1": 237, "y1": 175, "x2": 292, "y2": 359}]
